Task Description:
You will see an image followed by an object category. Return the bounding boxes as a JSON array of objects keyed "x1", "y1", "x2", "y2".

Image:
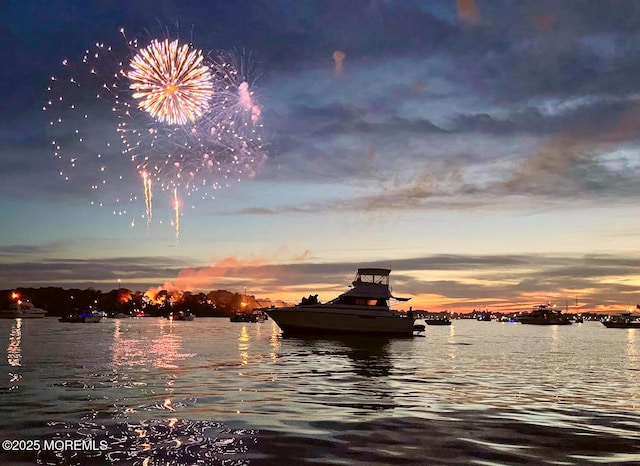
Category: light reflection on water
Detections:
[
  {"x1": 7, "y1": 318, "x2": 21, "y2": 368},
  {"x1": 0, "y1": 318, "x2": 639, "y2": 464}
]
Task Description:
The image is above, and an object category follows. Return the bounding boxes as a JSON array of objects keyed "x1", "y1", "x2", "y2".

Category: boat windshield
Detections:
[
  {"x1": 328, "y1": 295, "x2": 388, "y2": 307},
  {"x1": 353, "y1": 268, "x2": 390, "y2": 286}
]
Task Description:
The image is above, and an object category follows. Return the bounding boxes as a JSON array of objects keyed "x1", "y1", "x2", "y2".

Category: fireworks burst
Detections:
[
  {"x1": 122, "y1": 48, "x2": 267, "y2": 205},
  {"x1": 128, "y1": 38, "x2": 214, "y2": 126},
  {"x1": 44, "y1": 29, "x2": 267, "y2": 232}
]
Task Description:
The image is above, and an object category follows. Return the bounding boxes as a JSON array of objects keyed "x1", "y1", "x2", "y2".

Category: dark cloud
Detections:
[
  {"x1": 1, "y1": 0, "x2": 639, "y2": 309},
  {"x1": 0, "y1": 254, "x2": 193, "y2": 290},
  {"x1": 0, "y1": 244, "x2": 58, "y2": 256}
]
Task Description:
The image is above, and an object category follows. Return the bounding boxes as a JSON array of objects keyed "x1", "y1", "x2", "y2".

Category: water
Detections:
[{"x1": 1, "y1": 317, "x2": 639, "y2": 465}]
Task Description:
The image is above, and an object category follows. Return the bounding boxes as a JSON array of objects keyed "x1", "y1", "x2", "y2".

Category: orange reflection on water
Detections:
[
  {"x1": 448, "y1": 323, "x2": 457, "y2": 361},
  {"x1": 238, "y1": 325, "x2": 250, "y2": 366},
  {"x1": 626, "y1": 330, "x2": 639, "y2": 405},
  {"x1": 6, "y1": 319, "x2": 22, "y2": 390},
  {"x1": 111, "y1": 318, "x2": 195, "y2": 369},
  {"x1": 270, "y1": 321, "x2": 281, "y2": 363},
  {"x1": 7, "y1": 319, "x2": 22, "y2": 367},
  {"x1": 111, "y1": 319, "x2": 148, "y2": 367},
  {"x1": 163, "y1": 398, "x2": 174, "y2": 411},
  {"x1": 151, "y1": 324, "x2": 185, "y2": 369}
]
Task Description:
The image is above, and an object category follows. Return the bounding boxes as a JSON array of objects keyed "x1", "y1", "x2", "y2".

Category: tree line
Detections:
[{"x1": 0, "y1": 287, "x2": 260, "y2": 317}]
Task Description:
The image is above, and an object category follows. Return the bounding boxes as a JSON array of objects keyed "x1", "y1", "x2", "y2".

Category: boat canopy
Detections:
[
  {"x1": 356, "y1": 268, "x2": 391, "y2": 278},
  {"x1": 342, "y1": 268, "x2": 411, "y2": 301}
]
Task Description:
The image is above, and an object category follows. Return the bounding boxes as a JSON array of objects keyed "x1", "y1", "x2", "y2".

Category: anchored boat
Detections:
[
  {"x1": 265, "y1": 268, "x2": 414, "y2": 336},
  {"x1": 517, "y1": 304, "x2": 572, "y2": 325}
]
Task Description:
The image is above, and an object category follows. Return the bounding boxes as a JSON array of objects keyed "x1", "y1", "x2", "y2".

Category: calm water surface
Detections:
[{"x1": 1, "y1": 317, "x2": 639, "y2": 465}]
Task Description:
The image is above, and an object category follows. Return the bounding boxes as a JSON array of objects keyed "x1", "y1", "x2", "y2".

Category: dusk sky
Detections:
[{"x1": 1, "y1": 0, "x2": 640, "y2": 312}]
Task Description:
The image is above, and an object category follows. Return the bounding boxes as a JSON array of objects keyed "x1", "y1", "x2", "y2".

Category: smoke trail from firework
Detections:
[
  {"x1": 128, "y1": 38, "x2": 214, "y2": 126},
  {"x1": 332, "y1": 50, "x2": 346, "y2": 75}
]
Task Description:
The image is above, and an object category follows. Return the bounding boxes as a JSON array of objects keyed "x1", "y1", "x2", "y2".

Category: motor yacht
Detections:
[
  {"x1": 0, "y1": 301, "x2": 47, "y2": 319},
  {"x1": 265, "y1": 268, "x2": 414, "y2": 336},
  {"x1": 517, "y1": 304, "x2": 572, "y2": 325},
  {"x1": 425, "y1": 316, "x2": 451, "y2": 326},
  {"x1": 601, "y1": 313, "x2": 640, "y2": 328}
]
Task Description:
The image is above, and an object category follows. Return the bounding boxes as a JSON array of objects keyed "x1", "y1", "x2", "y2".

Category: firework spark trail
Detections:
[
  {"x1": 128, "y1": 39, "x2": 214, "y2": 125},
  {"x1": 45, "y1": 38, "x2": 137, "y2": 216},
  {"x1": 173, "y1": 187, "x2": 181, "y2": 242},
  {"x1": 142, "y1": 170, "x2": 153, "y2": 225}
]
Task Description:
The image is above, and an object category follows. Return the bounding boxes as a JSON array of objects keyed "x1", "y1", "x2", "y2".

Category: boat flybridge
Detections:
[{"x1": 265, "y1": 268, "x2": 415, "y2": 336}]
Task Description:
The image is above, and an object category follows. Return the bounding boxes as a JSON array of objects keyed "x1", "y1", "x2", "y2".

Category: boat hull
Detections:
[
  {"x1": 265, "y1": 306, "x2": 415, "y2": 336},
  {"x1": 425, "y1": 319, "x2": 451, "y2": 326},
  {"x1": 602, "y1": 321, "x2": 640, "y2": 329},
  {"x1": 83, "y1": 316, "x2": 102, "y2": 323},
  {"x1": 518, "y1": 318, "x2": 572, "y2": 325}
]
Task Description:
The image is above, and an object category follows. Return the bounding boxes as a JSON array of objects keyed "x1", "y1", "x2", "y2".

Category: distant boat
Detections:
[
  {"x1": 517, "y1": 304, "x2": 572, "y2": 325},
  {"x1": 251, "y1": 310, "x2": 267, "y2": 322},
  {"x1": 601, "y1": 313, "x2": 640, "y2": 329},
  {"x1": 230, "y1": 312, "x2": 253, "y2": 322},
  {"x1": 229, "y1": 310, "x2": 265, "y2": 323},
  {"x1": 265, "y1": 268, "x2": 414, "y2": 336},
  {"x1": 253, "y1": 307, "x2": 269, "y2": 320},
  {"x1": 166, "y1": 311, "x2": 195, "y2": 321},
  {"x1": 0, "y1": 301, "x2": 47, "y2": 319},
  {"x1": 425, "y1": 316, "x2": 451, "y2": 326},
  {"x1": 58, "y1": 310, "x2": 103, "y2": 323}
]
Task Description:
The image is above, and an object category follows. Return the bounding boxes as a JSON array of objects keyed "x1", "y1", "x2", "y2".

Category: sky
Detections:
[{"x1": 1, "y1": 0, "x2": 640, "y2": 313}]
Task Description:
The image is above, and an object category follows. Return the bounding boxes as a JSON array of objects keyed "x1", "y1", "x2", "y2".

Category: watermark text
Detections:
[{"x1": 2, "y1": 438, "x2": 108, "y2": 452}]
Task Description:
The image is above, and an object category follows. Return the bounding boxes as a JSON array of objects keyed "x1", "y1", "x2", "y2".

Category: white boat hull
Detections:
[{"x1": 266, "y1": 305, "x2": 415, "y2": 336}]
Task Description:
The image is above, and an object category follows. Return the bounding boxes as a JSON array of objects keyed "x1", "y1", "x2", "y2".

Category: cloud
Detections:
[
  {"x1": 0, "y1": 254, "x2": 193, "y2": 289},
  {"x1": 2, "y1": 249, "x2": 638, "y2": 312}
]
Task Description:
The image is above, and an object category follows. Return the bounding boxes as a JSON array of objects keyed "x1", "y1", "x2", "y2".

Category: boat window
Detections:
[{"x1": 355, "y1": 298, "x2": 379, "y2": 306}]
